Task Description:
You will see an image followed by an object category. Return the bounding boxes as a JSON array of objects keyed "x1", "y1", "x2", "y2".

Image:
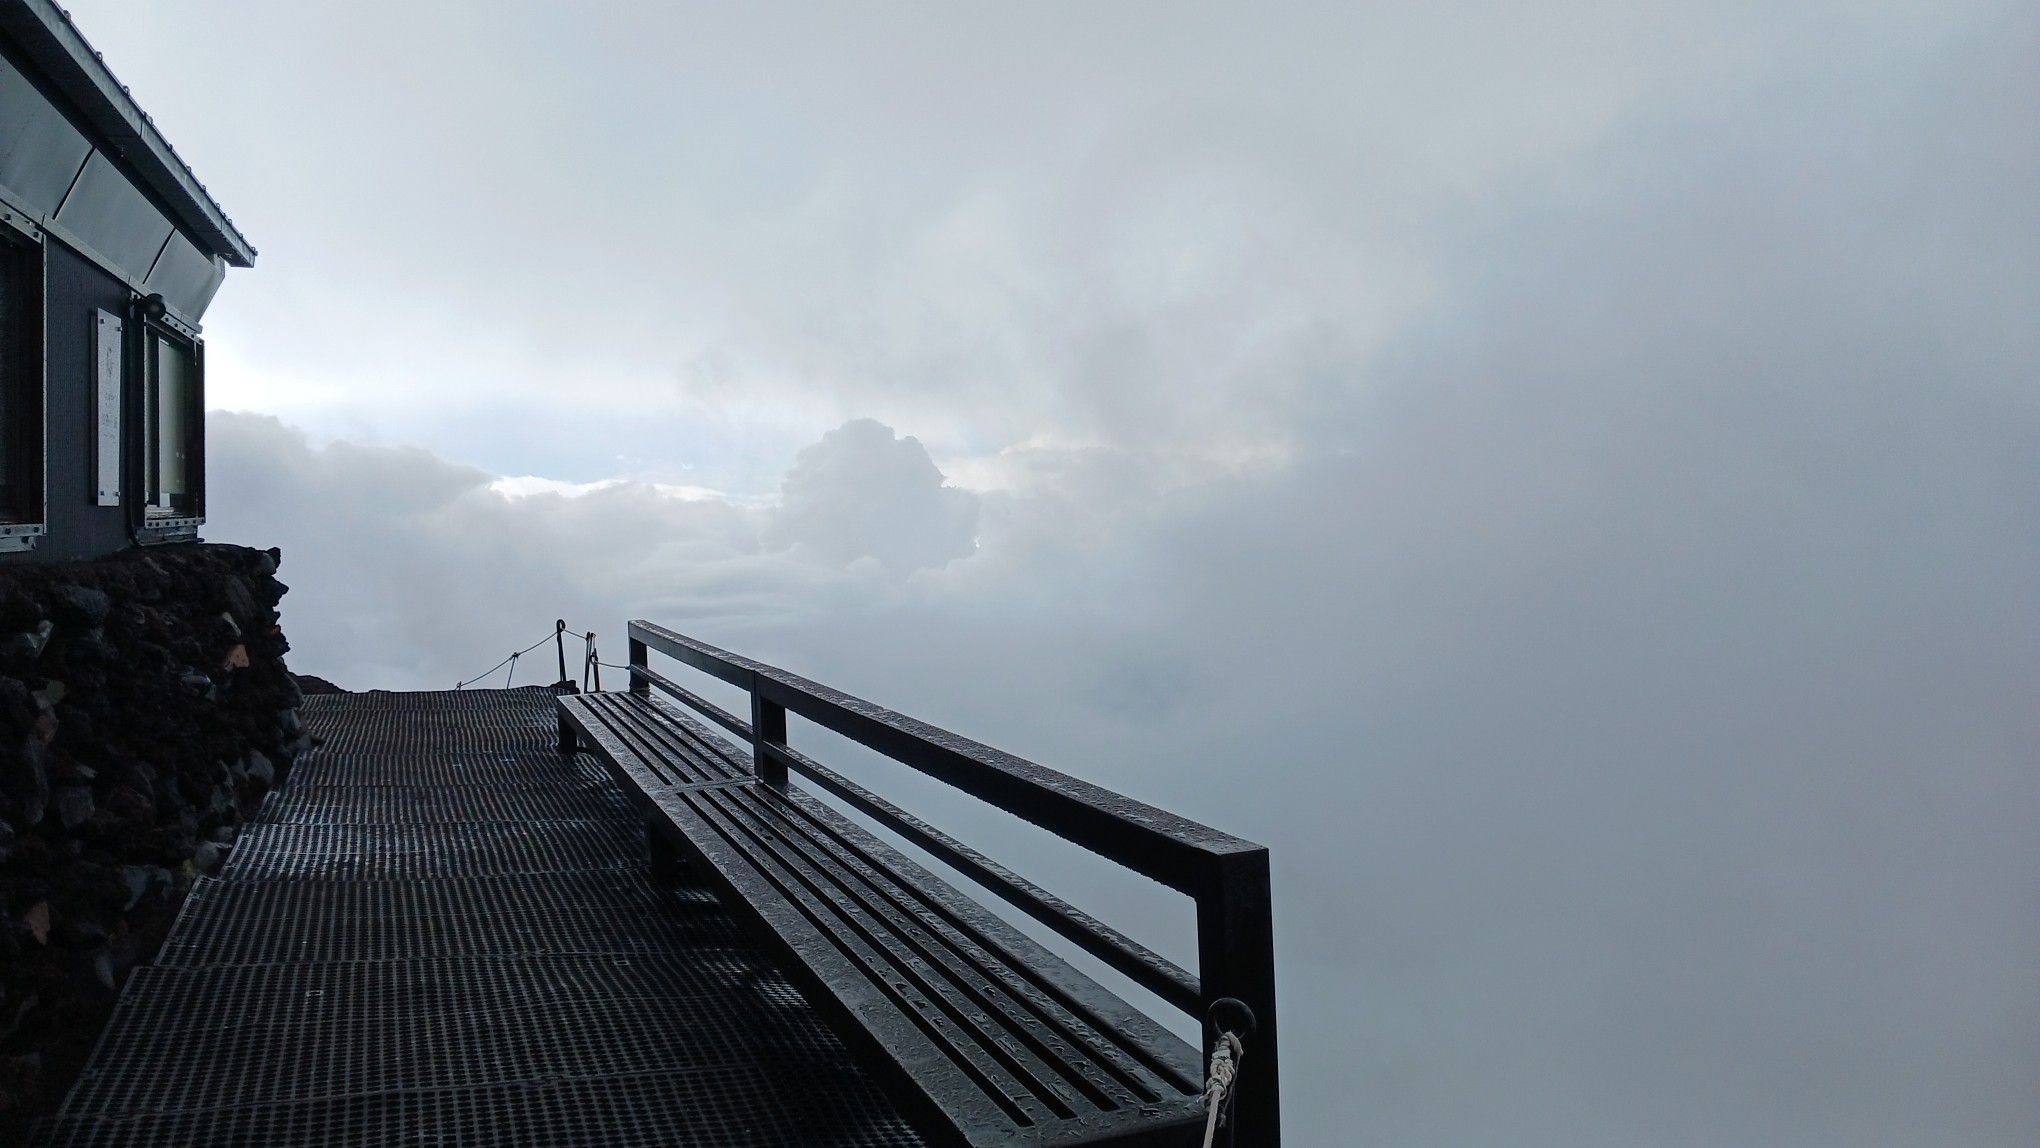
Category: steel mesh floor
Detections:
[
  {"x1": 36, "y1": 687, "x2": 924, "y2": 1148},
  {"x1": 224, "y1": 821, "x2": 645, "y2": 880}
]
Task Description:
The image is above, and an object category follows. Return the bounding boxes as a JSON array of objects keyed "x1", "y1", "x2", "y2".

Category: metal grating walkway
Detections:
[{"x1": 34, "y1": 687, "x2": 926, "y2": 1147}]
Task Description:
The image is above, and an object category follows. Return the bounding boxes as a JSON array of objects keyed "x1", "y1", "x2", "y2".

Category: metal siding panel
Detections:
[
  {"x1": 0, "y1": 53, "x2": 92, "y2": 215},
  {"x1": 93, "y1": 307, "x2": 118, "y2": 504},
  {"x1": 53, "y1": 151, "x2": 172, "y2": 279},
  {"x1": 191, "y1": 335, "x2": 203, "y2": 521},
  {"x1": 142, "y1": 230, "x2": 224, "y2": 319},
  {"x1": 25, "y1": 239, "x2": 133, "y2": 562},
  {"x1": 0, "y1": 0, "x2": 256, "y2": 265}
]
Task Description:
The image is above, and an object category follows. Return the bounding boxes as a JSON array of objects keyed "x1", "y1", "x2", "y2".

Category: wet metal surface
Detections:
[
  {"x1": 621, "y1": 621, "x2": 1278, "y2": 1145},
  {"x1": 562, "y1": 690, "x2": 1209, "y2": 1147},
  {"x1": 34, "y1": 687, "x2": 924, "y2": 1147}
]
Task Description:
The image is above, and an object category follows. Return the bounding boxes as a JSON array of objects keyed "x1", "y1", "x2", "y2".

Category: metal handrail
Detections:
[
  {"x1": 761, "y1": 737, "x2": 1201, "y2": 1013},
  {"x1": 623, "y1": 618, "x2": 1280, "y2": 1146}
]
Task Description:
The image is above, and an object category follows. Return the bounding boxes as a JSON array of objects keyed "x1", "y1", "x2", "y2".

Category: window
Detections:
[
  {"x1": 140, "y1": 321, "x2": 200, "y2": 519},
  {"x1": 0, "y1": 228, "x2": 43, "y2": 526}
]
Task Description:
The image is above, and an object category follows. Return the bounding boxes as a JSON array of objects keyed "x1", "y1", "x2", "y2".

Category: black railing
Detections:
[{"x1": 625, "y1": 619, "x2": 1279, "y2": 1145}]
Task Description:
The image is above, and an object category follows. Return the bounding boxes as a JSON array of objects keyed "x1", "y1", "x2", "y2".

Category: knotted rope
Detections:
[{"x1": 1201, "y1": 1029, "x2": 1245, "y2": 1148}]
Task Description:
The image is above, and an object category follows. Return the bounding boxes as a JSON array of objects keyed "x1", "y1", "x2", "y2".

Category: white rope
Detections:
[{"x1": 1200, "y1": 1031, "x2": 1245, "y2": 1148}]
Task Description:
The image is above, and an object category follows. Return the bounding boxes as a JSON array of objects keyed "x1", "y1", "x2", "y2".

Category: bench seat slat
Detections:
[
  {"x1": 767, "y1": 787, "x2": 1203, "y2": 1098},
  {"x1": 767, "y1": 741, "x2": 1203, "y2": 1014},
  {"x1": 585, "y1": 692, "x2": 1198, "y2": 1097},
  {"x1": 561, "y1": 692, "x2": 1207, "y2": 1148},
  {"x1": 597, "y1": 694, "x2": 750, "y2": 786},
  {"x1": 592, "y1": 694, "x2": 1197, "y2": 1099},
  {"x1": 702, "y1": 781, "x2": 1165, "y2": 1115},
  {"x1": 570, "y1": 695, "x2": 1045, "y2": 1139},
  {"x1": 692, "y1": 785, "x2": 1064, "y2": 1126},
  {"x1": 583, "y1": 695, "x2": 1200, "y2": 1085},
  {"x1": 693, "y1": 784, "x2": 1080, "y2": 1128}
]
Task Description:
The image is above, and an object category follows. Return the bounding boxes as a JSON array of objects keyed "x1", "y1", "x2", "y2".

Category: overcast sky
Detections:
[{"x1": 64, "y1": 1, "x2": 2040, "y2": 1143}]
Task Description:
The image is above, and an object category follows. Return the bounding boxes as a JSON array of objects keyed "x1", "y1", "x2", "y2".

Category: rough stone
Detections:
[
  {"x1": 190, "y1": 841, "x2": 222, "y2": 875},
  {"x1": 118, "y1": 865, "x2": 171, "y2": 911},
  {"x1": 102, "y1": 785, "x2": 155, "y2": 830},
  {"x1": 21, "y1": 902, "x2": 48, "y2": 946},
  {"x1": 65, "y1": 634, "x2": 113, "y2": 664},
  {"x1": 220, "y1": 575, "x2": 256, "y2": 625},
  {"x1": 0, "y1": 544, "x2": 303, "y2": 1140},
  {"x1": 51, "y1": 762, "x2": 93, "y2": 786},
  {"x1": 53, "y1": 787, "x2": 93, "y2": 830},
  {"x1": 0, "y1": 621, "x2": 53, "y2": 665},
  {"x1": 48, "y1": 586, "x2": 110, "y2": 630},
  {"x1": 118, "y1": 867, "x2": 148, "y2": 910},
  {"x1": 10, "y1": 736, "x2": 49, "y2": 824}
]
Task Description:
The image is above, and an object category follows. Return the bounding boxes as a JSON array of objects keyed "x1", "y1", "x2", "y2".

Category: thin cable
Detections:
[{"x1": 453, "y1": 627, "x2": 572, "y2": 690}]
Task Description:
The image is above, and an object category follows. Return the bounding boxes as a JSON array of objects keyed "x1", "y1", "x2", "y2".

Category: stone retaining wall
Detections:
[{"x1": 0, "y1": 543, "x2": 307, "y2": 1140}]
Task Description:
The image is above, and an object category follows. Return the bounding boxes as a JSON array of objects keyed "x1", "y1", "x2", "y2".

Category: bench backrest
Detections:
[{"x1": 624, "y1": 619, "x2": 1279, "y2": 1145}]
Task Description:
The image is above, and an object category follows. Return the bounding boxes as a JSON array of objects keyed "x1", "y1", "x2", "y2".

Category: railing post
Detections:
[
  {"x1": 628, "y1": 634, "x2": 650, "y2": 698},
  {"x1": 1197, "y1": 848, "x2": 1280, "y2": 1147},
  {"x1": 750, "y1": 676, "x2": 788, "y2": 789},
  {"x1": 553, "y1": 619, "x2": 578, "y2": 753},
  {"x1": 647, "y1": 816, "x2": 684, "y2": 885}
]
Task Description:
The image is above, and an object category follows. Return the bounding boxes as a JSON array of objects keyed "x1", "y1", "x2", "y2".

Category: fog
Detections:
[{"x1": 66, "y1": 0, "x2": 2040, "y2": 1141}]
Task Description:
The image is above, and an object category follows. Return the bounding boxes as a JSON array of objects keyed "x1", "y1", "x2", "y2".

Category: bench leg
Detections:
[
  {"x1": 647, "y1": 819, "x2": 685, "y2": 886},
  {"x1": 557, "y1": 711, "x2": 578, "y2": 754}
]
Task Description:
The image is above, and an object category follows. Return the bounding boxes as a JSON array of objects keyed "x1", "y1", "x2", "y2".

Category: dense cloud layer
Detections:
[
  {"x1": 79, "y1": 0, "x2": 2019, "y2": 490},
  {"x1": 127, "y1": 0, "x2": 2040, "y2": 1142},
  {"x1": 205, "y1": 13, "x2": 2040, "y2": 1133},
  {"x1": 766, "y1": 419, "x2": 980, "y2": 572}
]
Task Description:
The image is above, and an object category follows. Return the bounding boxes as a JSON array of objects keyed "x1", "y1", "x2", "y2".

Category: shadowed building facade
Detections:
[{"x1": 0, "y1": 0, "x2": 253, "y2": 561}]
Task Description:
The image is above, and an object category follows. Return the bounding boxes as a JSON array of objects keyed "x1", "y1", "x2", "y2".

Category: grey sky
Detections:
[{"x1": 66, "y1": 0, "x2": 2040, "y2": 1142}]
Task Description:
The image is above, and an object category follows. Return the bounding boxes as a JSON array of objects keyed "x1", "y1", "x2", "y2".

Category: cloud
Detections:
[
  {"x1": 764, "y1": 418, "x2": 980, "y2": 572},
  {"x1": 83, "y1": 0, "x2": 2016, "y2": 489},
  {"x1": 490, "y1": 475, "x2": 724, "y2": 502},
  {"x1": 204, "y1": 414, "x2": 984, "y2": 687},
  {"x1": 205, "y1": 413, "x2": 789, "y2": 688},
  {"x1": 185, "y1": 3, "x2": 2040, "y2": 1146}
]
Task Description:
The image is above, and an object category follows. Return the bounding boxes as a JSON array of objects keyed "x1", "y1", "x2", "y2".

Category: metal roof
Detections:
[{"x1": 0, "y1": 0, "x2": 254, "y2": 266}]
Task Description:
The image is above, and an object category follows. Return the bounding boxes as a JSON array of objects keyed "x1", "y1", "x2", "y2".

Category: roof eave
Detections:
[{"x1": 0, "y1": 0, "x2": 255, "y2": 267}]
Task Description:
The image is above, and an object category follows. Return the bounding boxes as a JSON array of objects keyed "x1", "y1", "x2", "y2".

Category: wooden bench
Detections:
[{"x1": 557, "y1": 621, "x2": 1279, "y2": 1148}]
